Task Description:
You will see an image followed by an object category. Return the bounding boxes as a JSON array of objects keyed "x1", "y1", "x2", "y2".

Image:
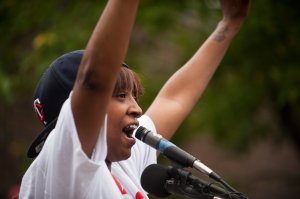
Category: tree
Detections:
[{"x1": 1, "y1": 0, "x2": 300, "y2": 198}]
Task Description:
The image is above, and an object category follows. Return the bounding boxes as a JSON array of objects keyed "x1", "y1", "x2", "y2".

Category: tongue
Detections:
[{"x1": 123, "y1": 129, "x2": 132, "y2": 138}]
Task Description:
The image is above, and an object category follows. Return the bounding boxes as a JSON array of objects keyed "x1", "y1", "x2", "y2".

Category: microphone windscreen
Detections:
[
  {"x1": 141, "y1": 164, "x2": 170, "y2": 197},
  {"x1": 135, "y1": 126, "x2": 146, "y2": 140}
]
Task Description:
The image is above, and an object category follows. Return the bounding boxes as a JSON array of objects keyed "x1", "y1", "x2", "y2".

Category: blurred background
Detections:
[{"x1": 1, "y1": 0, "x2": 300, "y2": 198}]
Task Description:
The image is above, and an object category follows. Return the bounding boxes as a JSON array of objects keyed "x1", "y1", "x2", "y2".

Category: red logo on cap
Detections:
[{"x1": 33, "y1": 98, "x2": 47, "y2": 125}]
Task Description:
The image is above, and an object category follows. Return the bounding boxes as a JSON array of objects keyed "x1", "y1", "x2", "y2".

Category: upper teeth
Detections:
[
  {"x1": 128, "y1": 124, "x2": 138, "y2": 130},
  {"x1": 124, "y1": 124, "x2": 138, "y2": 133}
]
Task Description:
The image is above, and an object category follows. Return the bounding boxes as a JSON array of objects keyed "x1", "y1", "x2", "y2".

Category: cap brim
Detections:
[{"x1": 27, "y1": 118, "x2": 57, "y2": 158}]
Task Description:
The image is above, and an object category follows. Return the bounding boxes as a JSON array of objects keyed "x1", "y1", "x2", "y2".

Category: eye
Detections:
[{"x1": 115, "y1": 92, "x2": 127, "y2": 100}]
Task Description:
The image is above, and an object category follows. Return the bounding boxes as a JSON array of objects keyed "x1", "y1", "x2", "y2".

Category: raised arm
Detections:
[
  {"x1": 72, "y1": 0, "x2": 140, "y2": 157},
  {"x1": 146, "y1": 0, "x2": 250, "y2": 140}
]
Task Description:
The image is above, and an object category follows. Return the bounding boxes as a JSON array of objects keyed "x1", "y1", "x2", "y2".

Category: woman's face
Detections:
[{"x1": 106, "y1": 89, "x2": 142, "y2": 163}]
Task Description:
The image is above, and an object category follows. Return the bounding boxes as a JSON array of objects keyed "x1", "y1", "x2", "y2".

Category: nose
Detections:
[{"x1": 128, "y1": 98, "x2": 143, "y2": 118}]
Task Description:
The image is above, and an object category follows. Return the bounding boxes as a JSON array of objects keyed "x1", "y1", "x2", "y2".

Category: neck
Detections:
[{"x1": 106, "y1": 159, "x2": 112, "y2": 170}]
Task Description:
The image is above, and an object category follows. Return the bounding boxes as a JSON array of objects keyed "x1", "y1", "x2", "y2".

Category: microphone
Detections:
[
  {"x1": 141, "y1": 164, "x2": 170, "y2": 197},
  {"x1": 135, "y1": 126, "x2": 221, "y2": 181},
  {"x1": 141, "y1": 164, "x2": 238, "y2": 199},
  {"x1": 136, "y1": 127, "x2": 249, "y2": 199}
]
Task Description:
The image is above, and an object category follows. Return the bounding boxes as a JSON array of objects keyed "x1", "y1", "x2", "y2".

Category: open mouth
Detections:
[{"x1": 122, "y1": 124, "x2": 138, "y2": 138}]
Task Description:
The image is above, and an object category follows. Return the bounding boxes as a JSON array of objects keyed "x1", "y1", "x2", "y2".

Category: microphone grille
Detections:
[{"x1": 135, "y1": 126, "x2": 147, "y2": 140}]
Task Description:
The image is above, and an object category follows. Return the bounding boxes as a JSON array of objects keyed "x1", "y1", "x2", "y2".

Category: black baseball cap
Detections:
[{"x1": 28, "y1": 50, "x2": 128, "y2": 158}]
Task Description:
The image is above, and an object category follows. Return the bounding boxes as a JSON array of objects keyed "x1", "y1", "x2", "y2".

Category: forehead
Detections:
[
  {"x1": 117, "y1": 68, "x2": 138, "y2": 87},
  {"x1": 114, "y1": 67, "x2": 143, "y2": 95}
]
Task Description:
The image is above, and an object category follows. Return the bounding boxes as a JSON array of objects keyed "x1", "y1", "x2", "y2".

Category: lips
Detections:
[{"x1": 122, "y1": 123, "x2": 139, "y2": 138}]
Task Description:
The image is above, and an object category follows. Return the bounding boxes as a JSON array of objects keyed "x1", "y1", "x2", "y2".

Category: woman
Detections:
[{"x1": 20, "y1": 0, "x2": 250, "y2": 198}]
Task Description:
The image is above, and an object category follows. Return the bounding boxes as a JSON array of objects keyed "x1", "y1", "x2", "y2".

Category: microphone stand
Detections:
[{"x1": 165, "y1": 165, "x2": 247, "y2": 199}]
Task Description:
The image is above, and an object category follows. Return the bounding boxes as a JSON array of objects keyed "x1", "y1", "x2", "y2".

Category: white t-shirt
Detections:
[{"x1": 19, "y1": 96, "x2": 157, "y2": 199}]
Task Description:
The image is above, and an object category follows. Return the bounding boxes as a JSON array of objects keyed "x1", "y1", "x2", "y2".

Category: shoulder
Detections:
[{"x1": 138, "y1": 115, "x2": 157, "y2": 134}]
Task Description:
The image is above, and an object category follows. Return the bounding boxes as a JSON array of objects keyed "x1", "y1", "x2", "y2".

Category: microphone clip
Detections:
[{"x1": 165, "y1": 166, "x2": 215, "y2": 199}]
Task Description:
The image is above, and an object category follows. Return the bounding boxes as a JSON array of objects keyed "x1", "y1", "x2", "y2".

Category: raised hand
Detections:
[{"x1": 220, "y1": 0, "x2": 250, "y2": 26}]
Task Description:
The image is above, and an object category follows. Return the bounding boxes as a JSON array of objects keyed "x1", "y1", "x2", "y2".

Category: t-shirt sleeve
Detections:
[
  {"x1": 47, "y1": 94, "x2": 108, "y2": 165},
  {"x1": 22, "y1": 95, "x2": 110, "y2": 198}
]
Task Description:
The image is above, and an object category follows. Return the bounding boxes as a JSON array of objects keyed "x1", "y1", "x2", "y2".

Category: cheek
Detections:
[
  {"x1": 107, "y1": 99, "x2": 123, "y2": 114},
  {"x1": 107, "y1": 121, "x2": 120, "y2": 142},
  {"x1": 106, "y1": 128, "x2": 120, "y2": 157},
  {"x1": 106, "y1": 116, "x2": 123, "y2": 150},
  {"x1": 106, "y1": 100, "x2": 128, "y2": 149},
  {"x1": 106, "y1": 101, "x2": 128, "y2": 134},
  {"x1": 107, "y1": 113, "x2": 122, "y2": 136}
]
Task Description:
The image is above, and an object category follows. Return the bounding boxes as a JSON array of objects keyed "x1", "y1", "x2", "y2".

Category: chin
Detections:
[
  {"x1": 111, "y1": 151, "x2": 132, "y2": 162},
  {"x1": 121, "y1": 149, "x2": 133, "y2": 161},
  {"x1": 122, "y1": 152, "x2": 132, "y2": 161}
]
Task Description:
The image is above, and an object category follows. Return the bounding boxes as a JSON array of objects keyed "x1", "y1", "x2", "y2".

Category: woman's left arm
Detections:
[{"x1": 146, "y1": 0, "x2": 250, "y2": 140}]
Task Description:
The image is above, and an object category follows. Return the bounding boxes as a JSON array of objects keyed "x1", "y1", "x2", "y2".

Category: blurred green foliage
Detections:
[{"x1": 1, "y1": 0, "x2": 300, "y2": 198}]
